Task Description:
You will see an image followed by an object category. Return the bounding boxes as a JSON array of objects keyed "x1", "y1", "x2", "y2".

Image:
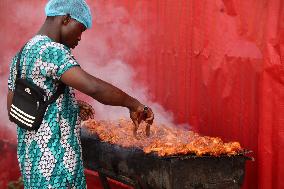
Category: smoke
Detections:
[
  {"x1": 78, "y1": 59, "x2": 177, "y2": 125},
  {"x1": 74, "y1": 1, "x2": 186, "y2": 127}
]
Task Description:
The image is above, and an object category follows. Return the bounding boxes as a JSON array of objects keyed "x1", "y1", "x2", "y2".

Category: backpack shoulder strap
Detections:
[
  {"x1": 15, "y1": 46, "x2": 26, "y2": 80},
  {"x1": 45, "y1": 82, "x2": 66, "y2": 105}
]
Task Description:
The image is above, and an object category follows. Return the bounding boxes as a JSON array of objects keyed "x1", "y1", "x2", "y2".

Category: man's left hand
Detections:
[{"x1": 78, "y1": 100, "x2": 95, "y2": 121}]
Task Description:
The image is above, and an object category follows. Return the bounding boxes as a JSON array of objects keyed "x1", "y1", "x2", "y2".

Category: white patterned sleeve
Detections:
[{"x1": 40, "y1": 44, "x2": 80, "y2": 81}]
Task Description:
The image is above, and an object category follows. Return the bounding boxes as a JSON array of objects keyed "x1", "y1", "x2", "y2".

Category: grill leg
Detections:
[
  {"x1": 98, "y1": 172, "x2": 111, "y2": 189},
  {"x1": 97, "y1": 169, "x2": 143, "y2": 189},
  {"x1": 133, "y1": 182, "x2": 143, "y2": 189},
  {"x1": 135, "y1": 179, "x2": 148, "y2": 189}
]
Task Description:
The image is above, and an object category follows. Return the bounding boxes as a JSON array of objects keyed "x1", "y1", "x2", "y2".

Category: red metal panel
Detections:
[{"x1": 258, "y1": 1, "x2": 284, "y2": 188}]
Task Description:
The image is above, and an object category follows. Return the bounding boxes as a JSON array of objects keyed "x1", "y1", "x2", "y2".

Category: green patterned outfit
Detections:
[{"x1": 8, "y1": 35, "x2": 86, "y2": 189}]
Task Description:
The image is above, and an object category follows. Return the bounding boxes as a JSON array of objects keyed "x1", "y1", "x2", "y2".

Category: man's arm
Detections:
[
  {"x1": 60, "y1": 66, "x2": 142, "y2": 111},
  {"x1": 60, "y1": 66, "x2": 154, "y2": 135}
]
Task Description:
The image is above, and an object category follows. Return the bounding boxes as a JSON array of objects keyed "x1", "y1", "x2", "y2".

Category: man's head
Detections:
[{"x1": 45, "y1": 0, "x2": 92, "y2": 49}]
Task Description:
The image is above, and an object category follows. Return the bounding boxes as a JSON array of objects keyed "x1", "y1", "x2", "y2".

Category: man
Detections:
[{"x1": 6, "y1": 0, "x2": 154, "y2": 188}]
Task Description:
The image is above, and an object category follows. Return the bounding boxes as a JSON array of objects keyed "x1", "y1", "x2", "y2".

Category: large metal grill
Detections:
[{"x1": 81, "y1": 128, "x2": 251, "y2": 189}]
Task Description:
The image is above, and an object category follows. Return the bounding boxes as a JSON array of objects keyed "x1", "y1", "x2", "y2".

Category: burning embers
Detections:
[{"x1": 83, "y1": 119, "x2": 242, "y2": 157}]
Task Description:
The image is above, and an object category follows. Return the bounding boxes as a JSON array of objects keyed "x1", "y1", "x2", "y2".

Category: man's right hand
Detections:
[{"x1": 130, "y1": 104, "x2": 154, "y2": 138}]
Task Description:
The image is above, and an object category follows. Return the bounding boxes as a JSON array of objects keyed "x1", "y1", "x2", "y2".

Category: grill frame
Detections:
[{"x1": 81, "y1": 128, "x2": 251, "y2": 189}]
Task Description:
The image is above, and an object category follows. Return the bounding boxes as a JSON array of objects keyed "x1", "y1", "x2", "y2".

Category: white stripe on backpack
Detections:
[
  {"x1": 11, "y1": 104, "x2": 36, "y2": 119},
  {"x1": 10, "y1": 111, "x2": 33, "y2": 127}
]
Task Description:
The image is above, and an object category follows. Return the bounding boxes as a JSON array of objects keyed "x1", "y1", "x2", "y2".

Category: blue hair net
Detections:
[{"x1": 45, "y1": 0, "x2": 92, "y2": 29}]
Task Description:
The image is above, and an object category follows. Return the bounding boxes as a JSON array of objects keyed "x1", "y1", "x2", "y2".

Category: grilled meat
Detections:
[{"x1": 83, "y1": 119, "x2": 242, "y2": 156}]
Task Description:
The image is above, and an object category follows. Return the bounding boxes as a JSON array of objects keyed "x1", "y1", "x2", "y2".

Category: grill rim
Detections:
[{"x1": 80, "y1": 127, "x2": 253, "y2": 160}]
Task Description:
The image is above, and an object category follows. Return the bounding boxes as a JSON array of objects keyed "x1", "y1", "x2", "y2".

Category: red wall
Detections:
[{"x1": 0, "y1": 0, "x2": 284, "y2": 189}]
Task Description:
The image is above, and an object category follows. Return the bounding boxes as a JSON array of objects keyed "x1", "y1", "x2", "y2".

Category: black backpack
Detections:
[{"x1": 9, "y1": 46, "x2": 66, "y2": 131}]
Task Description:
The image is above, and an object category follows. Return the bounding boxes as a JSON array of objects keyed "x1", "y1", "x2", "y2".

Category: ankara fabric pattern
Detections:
[{"x1": 8, "y1": 35, "x2": 86, "y2": 189}]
